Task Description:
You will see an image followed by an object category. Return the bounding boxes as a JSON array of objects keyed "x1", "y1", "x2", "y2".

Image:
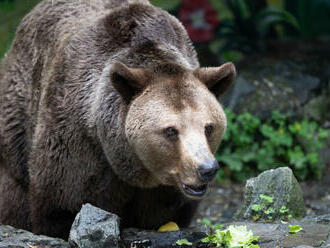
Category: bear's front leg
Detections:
[
  {"x1": 29, "y1": 178, "x2": 76, "y2": 239},
  {"x1": 28, "y1": 129, "x2": 81, "y2": 239},
  {"x1": 27, "y1": 124, "x2": 124, "y2": 239},
  {"x1": 28, "y1": 161, "x2": 76, "y2": 239}
]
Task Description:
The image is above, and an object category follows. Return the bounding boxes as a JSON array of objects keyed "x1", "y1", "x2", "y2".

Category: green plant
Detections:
[
  {"x1": 286, "y1": 0, "x2": 330, "y2": 37},
  {"x1": 279, "y1": 205, "x2": 292, "y2": 219},
  {"x1": 250, "y1": 194, "x2": 293, "y2": 221},
  {"x1": 259, "y1": 194, "x2": 274, "y2": 204},
  {"x1": 216, "y1": 109, "x2": 329, "y2": 182},
  {"x1": 201, "y1": 225, "x2": 260, "y2": 248},
  {"x1": 199, "y1": 218, "x2": 225, "y2": 230},
  {"x1": 212, "y1": 0, "x2": 300, "y2": 55},
  {"x1": 251, "y1": 195, "x2": 273, "y2": 221}
]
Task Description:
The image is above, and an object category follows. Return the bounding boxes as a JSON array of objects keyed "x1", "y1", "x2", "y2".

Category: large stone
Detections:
[
  {"x1": 68, "y1": 203, "x2": 120, "y2": 248},
  {"x1": 222, "y1": 60, "x2": 321, "y2": 118},
  {"x1": 0, "y1": 224, "x2": 67, "y2": 248},
  {"x1": 235, "y1": 167, "x2": 306, "y2": 221}
]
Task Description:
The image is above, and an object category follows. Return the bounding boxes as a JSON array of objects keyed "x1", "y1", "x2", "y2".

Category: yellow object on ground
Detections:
[{"x1": 157, "y1": 221, "x2": 180, "y2": 232}]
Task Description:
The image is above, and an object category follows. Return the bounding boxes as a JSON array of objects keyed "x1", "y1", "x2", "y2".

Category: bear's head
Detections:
[{"x1": 107, "y1": 61, "x2": 235, "y2": 199}]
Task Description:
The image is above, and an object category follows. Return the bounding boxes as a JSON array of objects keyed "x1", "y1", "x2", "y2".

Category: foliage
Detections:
[
  {"x1": 200, "y1": 218, "x2": 225, "y2": 230},
  {"x1": 250, "y1": 194, "x2": 293, "y2": 221},
  {"x1": 213, "y1": 0, "x2": 300, "y2": 55},
  {"x1": 288, "y1": 225, "x2": 303, "y2": 234},
  {"x1": 201, "y1": 225, "x2": 259, "y2": 248},
  {"x1": 216, "y1": 109, "x2": 329, "y2": 182},
  {"x1": 259, "y1": 194, "x2": 273, "y2": 204},
  {"x1": 286, "y1": 0, "x2": 330, "y2": 37}
]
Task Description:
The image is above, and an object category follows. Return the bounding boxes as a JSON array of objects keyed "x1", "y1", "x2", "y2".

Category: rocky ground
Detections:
[{"x1": 1, "y1": 167, "x2": 329, "y2": 248}]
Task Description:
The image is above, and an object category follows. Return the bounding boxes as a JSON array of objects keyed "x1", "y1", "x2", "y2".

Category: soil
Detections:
[{"x1": 193, "y1": 164, "x2": 330, "y2": 225}]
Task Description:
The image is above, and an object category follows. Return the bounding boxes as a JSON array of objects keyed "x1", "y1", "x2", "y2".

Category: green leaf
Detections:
[
  {"x1": 226, "y1": 225, "x2": 260, "y2": 248},
  {"x1": 288, "y1": 225, "x2": 303, "y2": 234},
  {"x1": 251, "y1": 204, "x2": 264, "y2": 212},
  {"x1": 221, "y1": 50, "x2": 245, "y2": 63},
  {"x1": 218, "y1": 154, "x2": 243, "y2": 171},
  {"x1": 176, "y1": 239, "x2": 192, "y2": 246},
  {"x1": 209, "y1": 0, "x2": 234, "y2": 20},
  {"x1": 256, "y1": 6, "x2": 300, "y2": 35},
  {"x1": 264, "y1": 207, "x2": 275, "y2": 215},
  {"x1": 279, "y1": 206, "x2": 290, "y2": 214},
  {"x1": 212, "y1": 223, "x2": 225, "y2": 230},
  {"x1": 201, "y1": 218, "x2": 212, "y2": 226},
  {"x1": 201, "y1": 230, "x2": 223, "y2": 246},
  {"x1": 318, "y1": 129, "x2": 329, "y2": 140},
  {"x1": 306, "y1": 153, "x2": 319, "y2": 165},
  {"x1": 260, "y1": 194, "x2": 274, "y2": 204},
  {"x1": 201, "y1": 234, "x2": 217, "y2": 243},
  {"x1": 200, "y1": 225, "x2": 260, "y2": 247}
]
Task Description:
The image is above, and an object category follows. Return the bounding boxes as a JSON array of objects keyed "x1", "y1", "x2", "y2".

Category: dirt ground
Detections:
[{"x1": 193, "y1": 165, "x2": 330, "y2": 225}]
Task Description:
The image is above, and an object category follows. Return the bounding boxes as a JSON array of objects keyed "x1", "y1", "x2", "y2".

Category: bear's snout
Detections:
[{"x1": 197, "y1": 159, "x2": 219, "y2": 182}]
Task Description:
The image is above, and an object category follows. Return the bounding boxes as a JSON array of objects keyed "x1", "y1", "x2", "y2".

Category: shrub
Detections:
[{"x1": 216, "y1": 109, "x2": 329, "y2": 182}]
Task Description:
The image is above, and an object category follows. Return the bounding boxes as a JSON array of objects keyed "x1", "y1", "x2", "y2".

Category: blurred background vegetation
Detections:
[{"x1": 1, "y1": 0, "x2": 330, "y2": 183}]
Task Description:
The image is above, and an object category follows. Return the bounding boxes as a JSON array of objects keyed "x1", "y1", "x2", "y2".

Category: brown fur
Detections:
[{"x1": 0, "y1": 0, "x2": 236, "y2": 239}]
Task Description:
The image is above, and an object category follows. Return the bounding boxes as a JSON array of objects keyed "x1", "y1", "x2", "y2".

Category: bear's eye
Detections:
[
  {"x1": 164, "y1": 127, "x2": 179, "y2": 140},
  {"x1": 205, "y1": 124, "x2": 214, "y2": 137}
]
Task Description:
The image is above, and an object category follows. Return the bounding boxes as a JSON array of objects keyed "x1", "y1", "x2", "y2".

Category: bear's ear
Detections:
[
  {"x1": 193, "y1": 62, "x2": 236, "y2": 98},
  {"x1": 110, "y1": 62, "x2": 150, "y2": 104}
]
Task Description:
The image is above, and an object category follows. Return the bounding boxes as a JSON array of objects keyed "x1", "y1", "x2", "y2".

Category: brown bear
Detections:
[{"x1": 0, "y1": 0, "x2": 236, "y2": 239}]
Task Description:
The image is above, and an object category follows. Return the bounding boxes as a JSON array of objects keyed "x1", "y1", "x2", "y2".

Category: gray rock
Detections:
[
  {"x1": 223, "y1": 59, "x2": 322, "y2": 118},
  {"x1": 221, "y1": 41, "x2": 330, "y2": 120},
  {"x1": 235, "y1": 167, "x2": 306, "y2": 221},
  {"x1": 0, "y1": 224, "x2": 67, "y2": 248},
  {"x1": 300, "y1": 214, "x2": 330, "y2": 225},
  {"x1": 223, "y1": 75, "x2": 256, "y2": 110},
  {"x1": 68, "y1": 203, "x2": 120, "y2": 248}
]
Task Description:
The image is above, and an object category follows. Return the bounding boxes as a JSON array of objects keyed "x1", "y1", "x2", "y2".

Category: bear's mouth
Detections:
[{"x1": 181, "y1": 183, "x2": 208, "y2": 197}]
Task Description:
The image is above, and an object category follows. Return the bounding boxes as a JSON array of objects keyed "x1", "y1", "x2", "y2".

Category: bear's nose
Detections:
[{"x1": 197, "y1": 160, "x2": 219, "y2": 182}]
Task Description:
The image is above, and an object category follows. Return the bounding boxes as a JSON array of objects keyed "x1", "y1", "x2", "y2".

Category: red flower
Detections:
[{"x1": 178, "y1": 0, "x2": 219, "y2": 43}]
